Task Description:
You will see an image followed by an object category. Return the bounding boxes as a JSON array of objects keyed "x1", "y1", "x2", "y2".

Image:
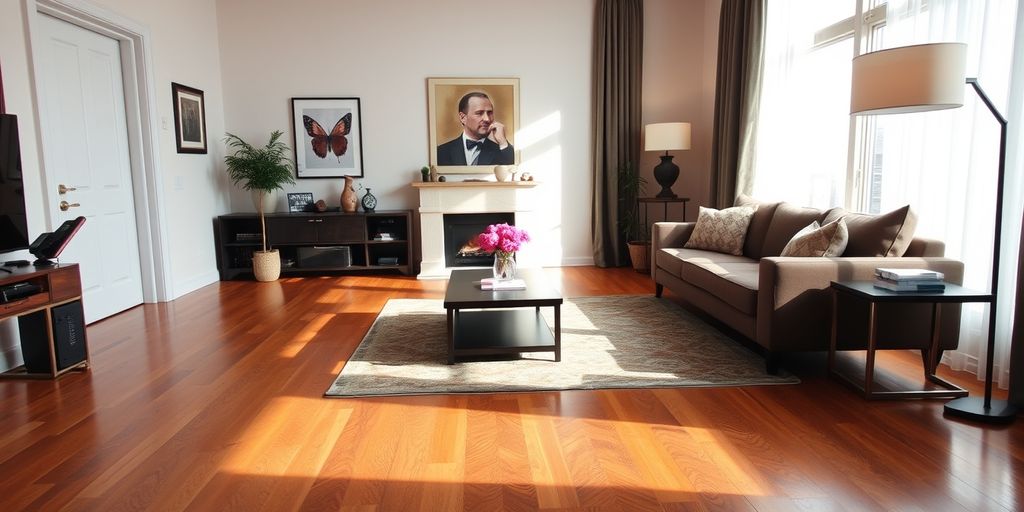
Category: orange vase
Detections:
[{"x1": 340, "y1": 176, "x2": 357, "y2": 213}]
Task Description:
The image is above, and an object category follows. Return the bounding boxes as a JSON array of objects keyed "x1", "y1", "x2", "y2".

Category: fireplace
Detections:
[
  {"x1": 443, "y1": 212, "x2": 515, "y2": 267},
  {"x1": 413, "y1": 181, "x2": 538, "y2": 279}
]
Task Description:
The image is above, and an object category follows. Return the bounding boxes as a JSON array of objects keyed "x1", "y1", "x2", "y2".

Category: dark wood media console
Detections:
[
  {"x1": 215, "y1": 210, "x2": 415, "y2": 280},
  {"x1": 0, "y1": 263, "x2": 89, "y2": 379}
]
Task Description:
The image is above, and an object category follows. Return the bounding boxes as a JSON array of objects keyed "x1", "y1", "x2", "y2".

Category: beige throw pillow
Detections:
[
  {"x1": 780, "y1": 218, "x2": 849, "y2": 257},
  {"x1": 684, "y1": 205, "x2": 757, "y2": 256},
  {"x1": 822, "y1": 205, "x2": 917, "y2": 257}
]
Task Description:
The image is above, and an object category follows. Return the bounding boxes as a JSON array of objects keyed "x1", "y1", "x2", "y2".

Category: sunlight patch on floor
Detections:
[{"x1": 279, "y1": 313, "x2": 334, "y2": 357}]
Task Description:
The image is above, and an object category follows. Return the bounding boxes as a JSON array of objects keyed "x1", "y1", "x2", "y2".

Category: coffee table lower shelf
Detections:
[{"x1": 448, "y1": 309, "x2": 558, "y2": 363}]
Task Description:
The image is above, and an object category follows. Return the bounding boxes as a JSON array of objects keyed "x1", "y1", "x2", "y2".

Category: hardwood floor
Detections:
[{"x1": 0, "y1": 267, "x2": 1020, "y2": 511}]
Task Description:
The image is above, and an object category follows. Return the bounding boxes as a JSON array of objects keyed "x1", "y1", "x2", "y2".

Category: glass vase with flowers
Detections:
[{"x1": 476, "y1": 223, "x2": 530, "y2": 281}]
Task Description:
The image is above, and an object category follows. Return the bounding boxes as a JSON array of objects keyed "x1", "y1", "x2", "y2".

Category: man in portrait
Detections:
[{"x1": 436, "y1": 92, "x2": 515, "y2": 166}]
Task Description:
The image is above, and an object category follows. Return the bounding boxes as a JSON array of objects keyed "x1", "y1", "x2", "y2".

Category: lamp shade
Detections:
[
  {"x1": 644, "y1": 122, "x2": 691, "y2": 151},
  {"x1": 851, "y1": 42, "x2": 966, "y2": 115}
]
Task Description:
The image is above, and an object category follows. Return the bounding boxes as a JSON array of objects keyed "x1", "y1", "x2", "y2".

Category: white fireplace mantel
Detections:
[{"x1": 413, "y1": 181, "x2": 540, "y2": 279}]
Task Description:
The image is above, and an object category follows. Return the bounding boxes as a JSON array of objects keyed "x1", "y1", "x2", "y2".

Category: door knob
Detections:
[
  {"x1": 59, "y1": 201, "x2": 80, "y2": 211},
  {"x1": 58, "y1": 184, "x2": 77, "y2": 194}
]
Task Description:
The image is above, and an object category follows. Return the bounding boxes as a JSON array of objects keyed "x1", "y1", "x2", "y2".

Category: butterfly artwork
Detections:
[{"x1": 302, "y1": 113, "x2": 351, "y2": 162}]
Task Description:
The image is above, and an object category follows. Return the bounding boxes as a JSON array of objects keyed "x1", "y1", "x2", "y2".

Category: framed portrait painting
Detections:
[
  {"x1": 171, "y1": 82, "x2": 207, "y2": 154},
  {"x1": 291, "y1": 97, "x2": 364, "y2": 178},
  {"x1": 427, "y1": 77, "x2": 519, "y2": 174}
]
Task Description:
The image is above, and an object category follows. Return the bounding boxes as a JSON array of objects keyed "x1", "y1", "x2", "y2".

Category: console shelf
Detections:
[{"x1": 214, "y1": 210, "x2": 414, "y2": 280}]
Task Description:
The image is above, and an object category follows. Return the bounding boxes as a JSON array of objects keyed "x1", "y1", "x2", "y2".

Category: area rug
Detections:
[{"x1": 325, "y1": 296, "x2": 798, "y2": 397}]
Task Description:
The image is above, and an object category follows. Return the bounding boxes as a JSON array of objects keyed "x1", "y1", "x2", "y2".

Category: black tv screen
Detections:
[{"x1": 0, "y1": 114, "x2": 29, "y2": 255}]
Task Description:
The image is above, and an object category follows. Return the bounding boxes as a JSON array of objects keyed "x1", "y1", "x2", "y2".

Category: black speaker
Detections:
[
  {"x1": 18, "y1": 300, "x2": 86, "y2": 373},
  {"x1": 52, "y1": 301, "x2": 86, "y2": 371},
  {"x1": 18, "y1": 311, "x2": 49, "y2": 373}
]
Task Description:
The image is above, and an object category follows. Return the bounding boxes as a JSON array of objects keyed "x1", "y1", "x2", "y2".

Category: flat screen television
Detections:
[{"x1": 0, "y1": 113, "x2": 29, "y2": 255}]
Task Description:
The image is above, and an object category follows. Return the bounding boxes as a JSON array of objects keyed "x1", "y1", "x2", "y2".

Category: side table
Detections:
[
  {"x1": 638, "y1": 197, "x2": 690, "y2": 225},
  {"x1": 829, "y1": 280, "x2": 990, "y2": 399}
]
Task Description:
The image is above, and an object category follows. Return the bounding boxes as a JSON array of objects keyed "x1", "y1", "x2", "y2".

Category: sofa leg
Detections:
[
  {"x1": 765, "y1": 352, "x2": 781, "y2": 375},
  {"x1": 655, "y1": 283, "x2": 664, "y2": 298}
]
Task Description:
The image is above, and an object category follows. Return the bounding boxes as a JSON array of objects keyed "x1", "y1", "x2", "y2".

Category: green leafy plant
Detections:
[
  {"x1": 224, "y1": 131, "x2": 295, "y2": 252},
  {"x1": 617, "y1": 161, "x2": 648, "y2": 243}
]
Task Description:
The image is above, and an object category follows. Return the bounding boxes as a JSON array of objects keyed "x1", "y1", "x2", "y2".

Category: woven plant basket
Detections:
[
  {"x1": 253, "y1": 249, "x2": 281, "y2": 282},
  {"x1": 627, "y1": 241, "x2": 650, "y2": 273}
]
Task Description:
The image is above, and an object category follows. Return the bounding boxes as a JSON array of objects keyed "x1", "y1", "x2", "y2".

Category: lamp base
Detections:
[
  {"x1": 944, "y1": 397, "x2": 1017, "y2": 423},
  {"x1": 653, "y1": 155, "x2": 679, "y2": 198}
]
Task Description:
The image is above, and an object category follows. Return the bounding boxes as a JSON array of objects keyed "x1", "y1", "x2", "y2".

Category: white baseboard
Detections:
[
  {"x1": 169, "y1": 270, "x2": 220, "y2": 301},
  {"x1": 560, "y1": 256, "x2": 595, "y2": 267}
]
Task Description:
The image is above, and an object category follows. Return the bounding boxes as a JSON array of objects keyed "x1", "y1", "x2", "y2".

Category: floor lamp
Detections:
[{"x1": 851, "y1": 42, "x2": 1017, "y2": 423}]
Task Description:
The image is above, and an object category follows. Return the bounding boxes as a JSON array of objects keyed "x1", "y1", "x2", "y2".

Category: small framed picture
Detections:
[
  {"x1": 287, "y1": 192, "x2": 315, "y2": 213},
  {"x1": 291, "y1": 97, "x2": 364, "y2": 178},
  {"x1": 171, "y1": 82, "x2": 207, "y2": 154}
]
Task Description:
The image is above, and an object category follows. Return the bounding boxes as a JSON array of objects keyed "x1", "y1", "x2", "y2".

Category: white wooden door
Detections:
[{"x1": 36, "y1": 14, "x2": 144, "y2": 323}]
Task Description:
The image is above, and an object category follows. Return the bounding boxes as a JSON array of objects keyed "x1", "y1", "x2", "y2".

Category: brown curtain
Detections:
[
  {"x1": 709, "y1": 0, "x2": 765, "y2": 208},
  {"x1": 1008, "y1": 211, "x2": 1024, "y2": 406},
  {"x1": 592, "y1": 0, "x2": 643, "y2": 267}
]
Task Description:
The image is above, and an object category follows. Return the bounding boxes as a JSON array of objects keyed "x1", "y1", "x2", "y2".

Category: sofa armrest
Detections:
[
  {"x1": 756, "y1": 256, "x2": 965, "y2": 351},
  {"x1": 651, "y1": 222, "x2": 695, "y2": 279}
]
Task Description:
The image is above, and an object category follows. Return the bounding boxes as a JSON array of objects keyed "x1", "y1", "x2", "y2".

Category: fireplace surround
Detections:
[{"x1": 412, "y1": 181, "x2": 539, "y2": 279}]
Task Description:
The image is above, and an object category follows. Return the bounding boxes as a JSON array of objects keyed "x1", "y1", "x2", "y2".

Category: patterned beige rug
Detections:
[{"x1": 325, "y1": 296, "x2": 798, "y2": 397}]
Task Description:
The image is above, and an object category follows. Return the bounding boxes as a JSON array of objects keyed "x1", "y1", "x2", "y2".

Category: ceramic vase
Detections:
[
  {"x1": 250, "y1": 189, "x2": 277, "y2": 213},
  {"x1": 340, "y1": 176, "x2": 357, "y2": 213},
  {"x1": 492, "y1": 251, "x2": 517, "y2": 281}
]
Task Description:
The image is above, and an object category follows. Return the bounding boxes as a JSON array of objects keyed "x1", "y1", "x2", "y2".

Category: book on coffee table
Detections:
[{"x1": 480, "y1": 278, "x2": 526, "y2": 291}]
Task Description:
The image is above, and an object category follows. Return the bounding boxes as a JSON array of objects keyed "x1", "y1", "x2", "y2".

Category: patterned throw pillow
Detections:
[
  {"x1": 780, "y1": 218, "x2": 849, "y2": 257},
  {"x1": 684, "y1": 205, "x2": 757, "y2": 256}
]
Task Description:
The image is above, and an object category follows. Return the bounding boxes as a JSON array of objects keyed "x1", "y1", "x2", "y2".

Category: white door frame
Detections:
[{"x1": 24, "y1": 0, "x2": 173, "y2": 303}]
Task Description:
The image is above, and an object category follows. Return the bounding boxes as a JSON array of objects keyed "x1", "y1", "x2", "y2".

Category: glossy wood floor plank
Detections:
[{"x1": 0, "y1": 267, "x2": 1021, "y2": 511}]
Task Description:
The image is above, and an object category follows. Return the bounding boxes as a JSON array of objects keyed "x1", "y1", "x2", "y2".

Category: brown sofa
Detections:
[{"x1": 651, "y1": 197, "x2": 964, "y2": 372}]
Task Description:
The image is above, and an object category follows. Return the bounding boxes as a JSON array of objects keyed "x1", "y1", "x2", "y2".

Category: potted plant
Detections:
[
  {"x1": 618, "y1": 161, "x2": 650, "y2": 272},
  {"x1": 224, "y1": 130, "x2": 295, "y2": 282}
]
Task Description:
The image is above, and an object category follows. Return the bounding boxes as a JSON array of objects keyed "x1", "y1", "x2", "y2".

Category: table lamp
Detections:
[
  {"x1": 851, "y1": 42, "x2": 1016, "y2": 423},
  {"x1": 644, "y1": 122, "x2": 691, "y2": 198}
]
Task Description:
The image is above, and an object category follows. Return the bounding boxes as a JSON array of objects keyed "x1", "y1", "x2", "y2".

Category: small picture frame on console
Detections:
[{"x1": 287, "y1": 192, "x2": 315, "y2": 213}]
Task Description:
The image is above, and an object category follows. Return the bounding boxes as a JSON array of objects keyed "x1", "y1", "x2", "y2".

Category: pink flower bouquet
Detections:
[{"x1": 477, "y1": 223, "x2": 530, "y2": 255}]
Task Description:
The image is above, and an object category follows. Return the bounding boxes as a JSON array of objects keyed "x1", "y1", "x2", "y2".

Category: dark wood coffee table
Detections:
[{"x1": 444, "y1": 268, "x2": 563, "y2": 364}]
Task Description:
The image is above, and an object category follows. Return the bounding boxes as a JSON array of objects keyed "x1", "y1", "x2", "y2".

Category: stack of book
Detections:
[
  {"x1": 480, "y1": 278, "x2": 526, "y2": 291},
  {"x1": 874, "y1": 268, "x2": 946, "y2": 292}
]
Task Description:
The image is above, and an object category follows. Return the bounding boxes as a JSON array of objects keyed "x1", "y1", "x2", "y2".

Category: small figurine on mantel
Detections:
[{"x1": 429, "y1": 165, "x2": 439, "y2": 182}]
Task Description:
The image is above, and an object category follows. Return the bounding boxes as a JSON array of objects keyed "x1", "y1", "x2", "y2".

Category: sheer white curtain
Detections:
[
  {"x1": 878, "y1": 0, "x2": 1020, "y2": 387},
  {"x1": 748, "y1": 1, "x2": 855, "y2": 208}
]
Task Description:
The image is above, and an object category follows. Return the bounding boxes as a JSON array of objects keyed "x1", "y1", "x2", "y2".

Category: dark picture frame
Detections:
[
  {"x1": 287, "y1": 192, "x2": 315, "y2": 213},
  {"x1": 171, "y1": 82, "x2": 207, "y2": 154},
  {"x1": 427, "y1": 77, "x2": 520, "y2": 174},
  {"x1": 291, "y1": 97, "x2": 364, "y2": 179}
]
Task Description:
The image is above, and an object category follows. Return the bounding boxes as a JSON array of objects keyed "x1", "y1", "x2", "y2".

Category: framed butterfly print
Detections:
[
  {"x1": 291, "y1": 97, "x2": 364, "y2": 178},
  {"x1": 172, "y1": 82, "x2": 207, "y2": 154}
]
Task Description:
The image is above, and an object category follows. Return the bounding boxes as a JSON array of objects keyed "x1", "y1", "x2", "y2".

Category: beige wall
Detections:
[
  {"x1": 216, "y1": 0, "x2": 596, "y2": 266},
  {"x1": 643, "y1": 0, "x2": 721, "y2": 222}
]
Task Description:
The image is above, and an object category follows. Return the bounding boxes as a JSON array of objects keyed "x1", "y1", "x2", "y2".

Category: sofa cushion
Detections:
[
  {"x1": 780, "y1": 218, "x2": 849, "y2": 257},
  {"x1": 679, "y1": 260, "x2": 760, "y2": 315},
  {"x1": 656, "y1": 247, "x2": 753, "y2": 278},
  {"x1": 735, "y1": 194, "x2": 781, "y2": 259},
  {"x1": 684, "y1": 205, "x2": 757, "y2": 256},
  {"x1": 760, "y1": 203, "x2": 827, "y2": 257},
  {"x1": 822, "y1": 205, "x2": 917, "y2": 257}
]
